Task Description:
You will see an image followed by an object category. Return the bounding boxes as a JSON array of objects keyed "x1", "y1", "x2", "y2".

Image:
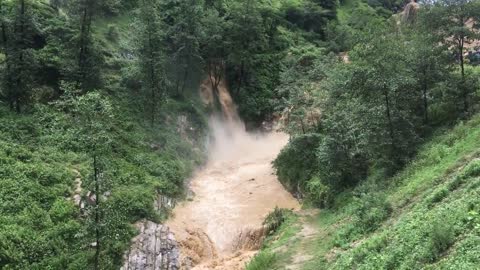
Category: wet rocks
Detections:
[
  {"x1": 122, "y1": 221, "x2": 180, "y2": 270},
  {"x1": 232, "y1": 227, "x2": 267, "y2": 252},
  {"x1": 179, "y1": 228, "x2": 218, "y2": 267}
]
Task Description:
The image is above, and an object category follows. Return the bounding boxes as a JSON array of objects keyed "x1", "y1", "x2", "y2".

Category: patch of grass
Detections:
[
  {"x1": 389, "y1": 116, "x2": 480, "y2": 207},
  {"x1": 334, "y1": 192, "x2": 392, "y2": 247},
  {"x1": 245, "y1": 211, "x2": 301, "y2": 270},
  {"x1": 429, "y1": 220, "x2": 455, "y2": 260},
  {"x1": 426, "y1": 187, "x2": 449, "y2": 208},
  {"x1": 246, "y1": 252, "x2": 277, "y2": 270}
]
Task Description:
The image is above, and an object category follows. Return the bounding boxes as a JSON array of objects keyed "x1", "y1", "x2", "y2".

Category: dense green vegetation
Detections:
[
  {"x1": 248, "y1": 0, "x2": 480, "y2": 269},
  {"x1": 274, "y1": 0, "x2": 480, "y2": 207},
  {"x1": 251, "y1": 113, "x2": 480, "y2": 269},
  {"x1": 0, "y1": 0, "x2": 210, "y2": 268},
  {"x1": 1, "y1": 0, "x2": 480, "y2": 269}
]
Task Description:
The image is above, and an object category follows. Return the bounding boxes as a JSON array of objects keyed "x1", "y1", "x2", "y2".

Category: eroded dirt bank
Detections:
[{"x1": 166, "y1": 79, "x2": 299, "y2": 269}]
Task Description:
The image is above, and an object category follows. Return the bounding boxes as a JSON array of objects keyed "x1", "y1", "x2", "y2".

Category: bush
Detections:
[
  {"x1": 466, "y1": 210, "x2": 480, "y2": 232},
  {"x1": 460, "y1": 159, "x2": 480, "y2": 179},
  {"x1": 353, "y1": 192, "x2": 392, "y2": 234},
  {"x1": 106, "y1": 24, "x2": 120, "y2": 42},
  {"x1": 274, "y1": 134, "x2": 322, "y2": 197},
  {"x1": 429, "y1": 220, "x2": 455, "y2": 260},
  {"x1": 334, "y1": 192, "x2": 392, "y2": 247},
  {"x1": 263, "y1": 207, "x2": 291, "y2": 236},
  {"x1": 306, "y1": 176, "x2": 334, "y2": 208},
  {"x1": 101, "y1": 0, "x2": 122, "y2": 15},
  {"x1": 448, "y1": 176, "x2": 465, "y2": 191},
  {"x1": 426, "y1": 187, "x2": 449, "y2": 207},
  {"x1": 246, "y1": 251, "x2": 277, "y2": 270}
]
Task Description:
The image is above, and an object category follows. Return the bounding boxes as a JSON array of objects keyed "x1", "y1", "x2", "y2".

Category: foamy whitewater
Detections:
[{"x1": 166, "y1": 77, "x2": 299, "y2": 269}]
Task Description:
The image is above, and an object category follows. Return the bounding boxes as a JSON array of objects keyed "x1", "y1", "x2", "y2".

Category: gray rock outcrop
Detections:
[{"x1": 122, "y1": 221, "x2": 180, "y2": 270}]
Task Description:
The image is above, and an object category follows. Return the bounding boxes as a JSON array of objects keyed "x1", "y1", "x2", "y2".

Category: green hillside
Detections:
[
  {"x1": 250, "y1": 114, "x2": 480, "y2": 269},
  {"x1": 247, "y1": 0, "x2": 480, "y2": 269},
  {"x1": 0, "y1": 0, "x2": 209, "y2": 268},
  {"x1": 1, "y1": 0, "x2": 480, "y2": 269}
]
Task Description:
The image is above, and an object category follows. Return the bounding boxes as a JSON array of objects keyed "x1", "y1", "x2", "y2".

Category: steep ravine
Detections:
[
  {"x1": 122, "y1": 78, "x2": 299, "y2": 270},
  {"x1": 167, "y1": 79, "x2": 300, "y2": 269}
]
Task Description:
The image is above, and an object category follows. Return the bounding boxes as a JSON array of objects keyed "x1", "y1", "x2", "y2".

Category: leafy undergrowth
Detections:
[
  {"x1": 0, "y1": 95, "x2": 207, "y2": 269},
  {"x1": 0, "y1": 11, "x2": 208, "y2": 270},
  {"x1": 258, "y1": 115, "x2": 480, "y2": 270}
]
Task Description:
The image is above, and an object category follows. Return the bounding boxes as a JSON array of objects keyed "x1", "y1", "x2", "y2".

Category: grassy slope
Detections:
[
  {"x1": 0, "y1": 8, "x2": 208, "y2": 270},
  {"x1": 249, "y1": 115, "x2": 480, "y2": 269}
]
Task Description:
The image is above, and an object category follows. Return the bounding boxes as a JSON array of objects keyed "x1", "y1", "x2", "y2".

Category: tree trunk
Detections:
[
  {"x1": 148, "y1": 53, "x2": 156, "y2": 128},
  {"x1": 180, "y1": 64, "x2": 189, "y2": 95},
  {"x1": 1, "y1": 0, "x2": 13, "y2": 111},
  {"x1": 93, "y1": 153, "x2": 101, "y2": 270},
  {"x1": 0, "y1": 0, "x2": 6, "y2": 46},
  {"x1": 79, "y1": 5, "x2": 87, "y2": 70},
  {"x1": 146, "y1": 15, "x2": 157, "y2": 127},
  {"x1": 459, "y1": 37, "x2": 468, "y2": 116},
  {"x1": 15, "y1": 95, "x2": 21, "y2": 113},
  {"x1": 383, "y1": 86, "x2": 395, "y2": 146},
  {"x1": 78, "y1": 0, "x2": 92, "y2": 89},
  {"x1": 422, "y1": 70, "x2": 429, "y2": 124},
  {"x1": 14, "y1": 0, "x2": 26, "y2": 114}
]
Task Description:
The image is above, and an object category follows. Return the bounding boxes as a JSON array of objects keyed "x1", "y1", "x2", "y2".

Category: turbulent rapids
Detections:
[{"x1": 166, "y1": 77, "x2": 300, "y2": 269}]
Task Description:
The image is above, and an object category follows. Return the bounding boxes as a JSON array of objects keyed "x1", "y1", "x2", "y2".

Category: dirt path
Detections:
[{"x1": 283, "y1": 210, "x2": 320, "y2": 270}]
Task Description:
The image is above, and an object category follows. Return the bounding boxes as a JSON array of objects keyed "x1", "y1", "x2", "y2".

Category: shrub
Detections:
[
  {"x1": 334, "y1": 192, "x2": 392, "y2": 247},
  {"x1": 49, "y1": 199, "x2": 77, "y2": 223},
  {"x1": 466, "y1": 210, "x2": 480, "y2": 232},
  {"x1": 353, "y1": 192, "x2": 392, "y2": 233},
  {"x1": 448, "y1": 176, "x2": 464, "y2": 191},
  {"x1": 460, "y1": 159, "x2": 480, "y2": 179},
  {"x1": 426, "y1": 187, "x2": 449, "y2": 207},
  {"x1": 306, "y1": 176, "x2": 334, "y2": 208},
  {"x1": 429, "y1": 220, "x2": 455, "y2": 260},
  {"x1": 274, "y1": 134, "x2": 322, "y2": 197},
  {"x1": 246, "y1": 251, "x2": 277, "y2": 270},
  {"x1": 106, "y1": 24, "x2": 120, "y2": 42},
  {"x1": 334, "y1": 223, "x2": 358, "y2": 248},
  {"x1": 263, "y1": 207, "x2": 291, "y2": 236}
]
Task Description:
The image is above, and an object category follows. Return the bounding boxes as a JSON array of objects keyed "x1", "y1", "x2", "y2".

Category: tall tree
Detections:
[
  {"x1": 70, "y1": 0, "x2": 101, "y2": 91},
  {"x1": 227, "y1": 0, "x2": 263, "y2": 92},
  {"x1": 137, "y1": 0, "x2": 167, "y2": 126},
  {"x1": 349, "y1": 23, "x2": 419, "y2": 170},
  {"x1": 3, "y1": 0, "x2": 35, "y2": 113},
  {"x1": 223, "y1": 0, "x2": 288, "y2": 123},
  {"x1": 199, "y1": 6, "x2": 227, "y2": 109},
  {"x1": 0, "y1": 0, "x2": 10, "y2": 100},
  {"x1": 427, "y1": 0, "x2": 480, "y2": 116},
  {"x1": 162, "y1": 0, "x2": 204, "y2": 96},
  {"x1": 407, "y1": 12, "x2": 451, "y2": 124},
  {"x1": 56, "y1": 84, "x2": 114, "y2": 270},
  {"x1": 0, "y1": 0, "x2": 7, "y2": 50}
]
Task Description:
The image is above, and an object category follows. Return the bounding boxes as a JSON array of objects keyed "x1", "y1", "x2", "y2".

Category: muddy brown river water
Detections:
[{"x1": 166, "y1": 79, "x2": 300, "y2": 269}]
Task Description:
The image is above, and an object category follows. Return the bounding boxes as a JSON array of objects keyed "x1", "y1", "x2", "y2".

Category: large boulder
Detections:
[{"x1": 122, "y1": 221, "x2": 180, "y2": 270}]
